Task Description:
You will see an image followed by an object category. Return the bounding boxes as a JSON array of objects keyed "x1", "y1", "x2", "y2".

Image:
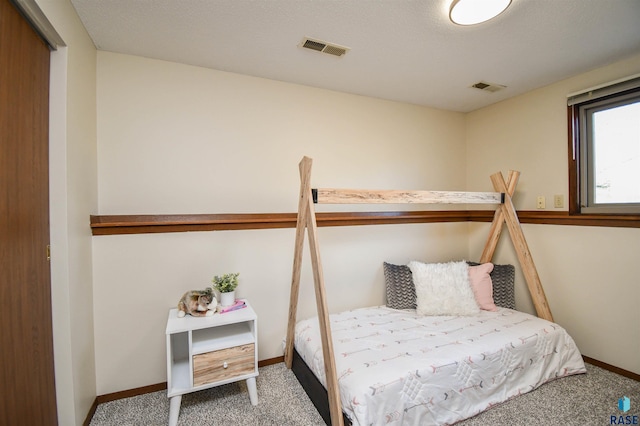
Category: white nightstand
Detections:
[{"x1": 165, "y1": 299, "x2": 258, "y2": 426}]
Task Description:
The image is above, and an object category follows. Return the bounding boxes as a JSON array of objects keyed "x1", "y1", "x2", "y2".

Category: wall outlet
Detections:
[
  {"x1": 554, "y1": 194, "x2": 564, "y2": 208},
  {"x1": 536, "y1": 196, "x2": 546, "y2": 209}
]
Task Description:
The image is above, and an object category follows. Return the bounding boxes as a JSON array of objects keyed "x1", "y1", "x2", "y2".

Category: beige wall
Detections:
[
  {"x1": 37, "y1": 0, "x2": 98, "y2": 424},
  {"x1": 92, "y1": 52, "x2": 469, "y2": 394},
  {"x1": 466, "y1": 53, "x2": 640, "y2": 375}
]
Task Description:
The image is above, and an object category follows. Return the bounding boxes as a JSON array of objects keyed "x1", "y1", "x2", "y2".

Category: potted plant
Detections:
[{"x1": 212, "y1": 272, "x2": 239, "y2": 307}]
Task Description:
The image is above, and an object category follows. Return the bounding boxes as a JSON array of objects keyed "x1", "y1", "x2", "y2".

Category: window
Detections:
[{"x1": 568, "y1": 75, "x2": 640, "y2": 214}]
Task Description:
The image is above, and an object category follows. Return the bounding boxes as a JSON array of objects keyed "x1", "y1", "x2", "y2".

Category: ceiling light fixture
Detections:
[{"x1": 449, "y1": 0, "x2": 512, "y2": 26}]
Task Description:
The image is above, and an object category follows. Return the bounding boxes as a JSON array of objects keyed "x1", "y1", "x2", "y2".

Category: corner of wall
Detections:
[{"x1": 39, "y1": 0, "x2": 99, "y2": 424}]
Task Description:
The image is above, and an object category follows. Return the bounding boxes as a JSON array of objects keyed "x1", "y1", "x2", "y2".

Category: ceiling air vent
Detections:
[
  {"x1": 300, "y1": 37, "x2": 350, "y2": 57},
  {"x1": 471, "y1": 81, "x2": 506, "y2": 93}
]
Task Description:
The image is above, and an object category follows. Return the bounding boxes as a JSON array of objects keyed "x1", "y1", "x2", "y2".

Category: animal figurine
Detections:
[{"x1": 177, "y1": 287, "x2": 217, "y2": 318}]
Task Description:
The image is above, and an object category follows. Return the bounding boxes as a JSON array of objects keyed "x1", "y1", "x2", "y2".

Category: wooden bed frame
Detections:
[{"x1": 284, "y1": 156, "x2": 553, "y2": 425}]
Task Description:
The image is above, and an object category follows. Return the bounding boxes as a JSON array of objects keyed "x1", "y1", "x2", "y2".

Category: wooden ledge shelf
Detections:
[
  {"x1": 90, "y1": 213, "x2": 297, "y2": 235},
  {"x1": 90, "y1": 211, "x2": 640, "y2": 236},
  {"x1": 469, "y1": 211, "x2": 640, "y2": 228},
  {"x1": 90, "y1": 211, "x2": 470, "y2": 235}
]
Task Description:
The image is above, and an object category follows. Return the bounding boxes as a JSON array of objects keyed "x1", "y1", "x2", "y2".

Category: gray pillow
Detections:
[
  {"x1": 383, "y1": 262, "x2": 416, "y2": 310},
  {"x1": 468, "y1": 262, "x2": 515, "y2": 309}
]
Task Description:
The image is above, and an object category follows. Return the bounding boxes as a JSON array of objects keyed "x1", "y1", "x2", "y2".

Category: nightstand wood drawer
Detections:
[{"x1": 193, "y1": 343, "x2": 255, "y2": 387}]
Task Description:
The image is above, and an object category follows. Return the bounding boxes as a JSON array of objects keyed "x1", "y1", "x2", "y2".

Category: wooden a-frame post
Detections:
[
  {"x1": 479, "y1": 170, "x2": 553, "y2": 322},
  {"x1": 285, "y1": 157, "x2": 344, "y2": 426},
  {"x1": 485, "y1": 171, "x2": 554, "y2": 322},
  {"x1": 285, "y1": 157, "x2": 553, "y2": 425},
  {"x1": 479, "y1": 170, "x2": 519, "y2": 263}
]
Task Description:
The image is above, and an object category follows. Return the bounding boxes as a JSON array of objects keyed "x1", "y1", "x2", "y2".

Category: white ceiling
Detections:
[{"x1": 70, "y1": 0, "x2": 640, "y2": 112}]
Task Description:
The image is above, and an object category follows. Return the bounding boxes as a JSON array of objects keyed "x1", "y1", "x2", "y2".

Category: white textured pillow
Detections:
[{"x1": 408, "y1": 260, "x2": 480, "y2": 316}]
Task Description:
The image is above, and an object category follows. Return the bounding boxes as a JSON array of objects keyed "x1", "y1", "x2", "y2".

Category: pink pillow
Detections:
[{"x1": 468, "y1": 263, "x2": 498, "y2": 311}]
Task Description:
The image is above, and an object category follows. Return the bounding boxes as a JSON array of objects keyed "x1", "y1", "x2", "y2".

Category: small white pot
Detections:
[{"x1": 220, "y1": 291, "x2": 236, "y2": 307}]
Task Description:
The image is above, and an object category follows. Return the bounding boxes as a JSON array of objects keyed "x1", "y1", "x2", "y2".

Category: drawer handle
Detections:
[{"x1": 223, "y1": 361, "x2": 228, "y2": 369}]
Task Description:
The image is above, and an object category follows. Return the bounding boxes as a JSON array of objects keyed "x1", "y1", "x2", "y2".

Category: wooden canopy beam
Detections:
[{"x1": 314, "y1": 188, "x2": 503, "y2": 205}]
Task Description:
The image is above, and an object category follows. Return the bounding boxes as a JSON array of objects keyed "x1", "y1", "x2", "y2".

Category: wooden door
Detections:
[{"x1": 0, "y1": 0, "x2": 58, "y2": 424}]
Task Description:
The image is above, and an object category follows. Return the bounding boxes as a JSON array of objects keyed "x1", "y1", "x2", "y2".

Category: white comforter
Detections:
[{"x1": 295, "y1": 306, "x2": 586, "y2": 425}]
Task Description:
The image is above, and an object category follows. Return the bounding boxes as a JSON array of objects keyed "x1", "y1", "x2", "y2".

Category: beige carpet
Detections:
[{"x1": 90, "y1": 362, "x2": 638, "y2": 425}]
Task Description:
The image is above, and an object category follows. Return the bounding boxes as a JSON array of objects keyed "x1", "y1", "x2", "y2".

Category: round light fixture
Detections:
[{"x1": 449, "y1": 0, "x2": 512, "y2": 26}]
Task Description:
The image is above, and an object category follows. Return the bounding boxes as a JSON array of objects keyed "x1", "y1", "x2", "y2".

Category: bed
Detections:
[
  {"x1": 284, "y1": 157, "x2": 584, "y2": 425},
  {"x1": 293, "y1": 305, "x2": 585, "y2": 425},
  {"x1": 291, "y1": 259, "x2": 586, "y2": 425}
]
